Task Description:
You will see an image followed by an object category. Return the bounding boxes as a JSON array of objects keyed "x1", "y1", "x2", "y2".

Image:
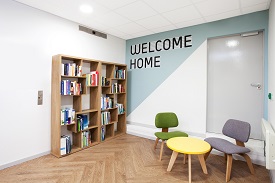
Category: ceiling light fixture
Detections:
[{"x1": 79, "y1": 4, "x2": 93, "y2": 14}]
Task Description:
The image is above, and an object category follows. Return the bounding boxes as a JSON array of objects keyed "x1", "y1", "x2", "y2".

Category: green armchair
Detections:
[{"x1": 154, "y1": 112, "x2": 188, "y2": 160}]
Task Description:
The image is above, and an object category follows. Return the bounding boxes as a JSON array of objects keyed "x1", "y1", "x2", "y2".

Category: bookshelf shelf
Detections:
[
  {"x1": 61, "y1": 75, "x2": 86, "y2": 79},
  {"x1": 61, "y1": 123, "x2": 76, "y2": 126},
  {"x1": 51, "y1": 54, "x2": 127, "y2": 158},
  {"x1": 76, "y1": 109, "x2": 98, "y2": 114}
]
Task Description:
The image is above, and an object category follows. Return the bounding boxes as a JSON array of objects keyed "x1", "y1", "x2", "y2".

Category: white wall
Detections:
[
  {"x1": 0, "y1": 0, "x2": 125, "y2": 169},
  {"x1": 268, "y1": 0, "x2": 275, "y2": 182},
  {"x1": 127, "y1": 41, "x2": 207, "y2": 137}
]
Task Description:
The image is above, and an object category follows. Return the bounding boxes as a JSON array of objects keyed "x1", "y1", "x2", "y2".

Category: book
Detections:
[
  {"x1": 60, "y1": 109, "x2": 65, "y2": 125},
  {"x1": 61, "y1": 64, "x2": 64, "y2": 75},
  {"x1": 60, "y1": 136, "x2": 67, "y2": 155},
  {"x1": 82, "y1": 114, "x2": 88, "y2": 129},
  {"x1": 64, "y1": 135, "x2": 71, "y2": 153},
  {"x1": 90, "y1": 71, "x2": 99, "y2": 86},
  {"x1": 78, "y1": 66, "x2": 82, "y2": 76},
  {"x1": 101, "y1": 126, "x2": 105, "y2": 141},
  {"x1": 77, "y1": 114, "x2": 89, "y2": 130},
  {"x1": 77, "y1": 116, "x2": 82, "y2": 131}
]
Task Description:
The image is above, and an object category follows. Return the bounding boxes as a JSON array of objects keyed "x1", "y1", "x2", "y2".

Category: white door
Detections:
[{"x1": 207, "y1": 32, "x2": 264, "y2": 140}]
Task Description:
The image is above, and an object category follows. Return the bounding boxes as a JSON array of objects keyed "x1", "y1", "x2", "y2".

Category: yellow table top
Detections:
[{"x1": 166, "y1": 137, "x2": 211, "y2": 154}]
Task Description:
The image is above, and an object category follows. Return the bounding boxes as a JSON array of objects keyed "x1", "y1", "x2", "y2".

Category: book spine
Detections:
[
  {"x1": 61, "y1": 109, "x2": 65, "y2": 125},
  {"x1": 60, "y1": 137, "x2": 67, "y2": 155}
]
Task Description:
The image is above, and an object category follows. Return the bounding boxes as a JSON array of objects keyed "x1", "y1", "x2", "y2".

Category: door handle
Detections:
[{"x1": 250, "y1": 83, "x2": 261, "y2": 90}]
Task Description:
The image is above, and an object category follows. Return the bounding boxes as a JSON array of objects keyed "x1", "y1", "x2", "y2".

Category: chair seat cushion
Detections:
[
  {"x1": 155, "y1": 131, "x2": 188, "y2": 140},
  {"x1": 205, "y1": 137, "x2": 250, "y2": 154}
]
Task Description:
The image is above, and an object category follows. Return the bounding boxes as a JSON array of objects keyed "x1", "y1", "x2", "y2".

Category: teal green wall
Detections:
[{"x1": 126, "y1": 11, "x2": 269, "y2": 118}]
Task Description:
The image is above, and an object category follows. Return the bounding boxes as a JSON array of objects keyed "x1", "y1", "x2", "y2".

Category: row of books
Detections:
[
  {"x1": 60, "y1": 135, "x2": 72, "y2": 155},
  {"x1": 77, "y1": 114, "x2": 89, "y2": 131},
  {"x1": 61, "y1": 108, "x2": 75, "y2": 125},
  {"x1": 84, "y1": 71, "x2": 99, "y2": 86},
  {"x1": 116, "y1": 103, "x2": 125, "y2": 114},
  {"x1": 101, "y1": 96, "x2": 113, "y2": 110},
  {"x1": 111, "y1": 83, "x2": 125, "y2": 93},
  {"x1": 101, "y1": 111, "x2": 111, "y2": 125},
  {"x1": 101, "y1": 76, "x2": 110, "y2": 86},
  {"x1": 114, "y1": 69, "x2": 126, "y2": 79},
  {"x1": 81, "y1": 131, "x2": 92, "y2": 148},
  {"x1": 61, "y1": 80, "x2": 82, "y2": 95},
  {"x1": 61, "y1": 63, "x2": 82, "y2": 76}
]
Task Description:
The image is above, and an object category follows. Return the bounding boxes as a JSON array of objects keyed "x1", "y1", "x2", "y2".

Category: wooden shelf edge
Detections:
[
  {"x1": 61, "y1": 75, "x2": 86, "y2": 78},
  {"x1": 76, "y1": 109, "x2": 98, "y2": 114}
]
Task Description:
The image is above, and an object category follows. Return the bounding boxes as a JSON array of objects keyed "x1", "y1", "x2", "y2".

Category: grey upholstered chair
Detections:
[{"x1": 204, "y1": 119, "x2": 255, "y2": 182}]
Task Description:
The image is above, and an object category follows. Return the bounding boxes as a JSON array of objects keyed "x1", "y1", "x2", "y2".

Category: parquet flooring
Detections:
[{"x1": 0, "y1": 134, "x2": 271, "y2": 183}]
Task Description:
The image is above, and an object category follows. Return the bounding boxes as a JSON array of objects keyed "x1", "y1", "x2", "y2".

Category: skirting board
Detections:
[
  {"x1": 0, "y1": 151, "x2": 50, "y2": 170},
  {"x1": 126, "y1": 123, "x2": 266, "y2": 166},
  {"x1": 270, "y1": 170, "x2": 275, "y2": 183}
]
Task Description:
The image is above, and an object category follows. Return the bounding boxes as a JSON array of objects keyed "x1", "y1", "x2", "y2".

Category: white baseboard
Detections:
[
  {"x1": 127, "y1": 123, "x2": 266, "y2": 166},
  {"x1": 0, "y1": 151, "x2": 50, "y2": 170},
  {"x1": 270, "y1": 170, "x2": 275, "y2": 183}
]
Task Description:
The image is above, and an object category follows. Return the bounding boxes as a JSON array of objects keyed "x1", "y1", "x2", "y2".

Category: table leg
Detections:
[
  {"x1": 167, "y1": 151, "x2": 178, "y2": 171},
  {"x1": 198, "y1": 154, "x2": 208, "y2": 174},
  {"x1": 183, "y1": 154, "x2": 187, "y2": 165},
  {"x1": 188, "y1": 154, "x2": 191, "y2": 183}
]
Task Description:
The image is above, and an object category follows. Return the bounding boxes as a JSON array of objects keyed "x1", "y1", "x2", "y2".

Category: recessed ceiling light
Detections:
[{"x1": 79, "y1": 4, "x2": 93, "y2": 14}]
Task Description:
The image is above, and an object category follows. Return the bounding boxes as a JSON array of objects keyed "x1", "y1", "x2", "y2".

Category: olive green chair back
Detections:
[{"x1": 155, "y1": 112, "x2": 178, "y2": 128}]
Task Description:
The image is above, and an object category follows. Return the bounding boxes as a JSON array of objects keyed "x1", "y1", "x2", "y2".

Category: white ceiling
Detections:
[{"x1": 14, "y1": 0, "x2": 271, "y2": 40}]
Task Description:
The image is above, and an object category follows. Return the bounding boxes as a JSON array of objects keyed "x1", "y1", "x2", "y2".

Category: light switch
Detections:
[{"x1": 38, "y1": 90, "x2": 43, "y2": 105}]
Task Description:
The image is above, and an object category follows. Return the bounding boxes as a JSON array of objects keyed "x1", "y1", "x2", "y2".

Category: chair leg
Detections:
[
  {"x1": 239, "y1": 153, "x2": 255, "y2": 174},
  {"x1": 154, "y1": 138, "x2": 159, "y2": 149},
  {"x1": 159, "y1": 140, "x2": 165, "y2": 161},
  {"x1": 226, "y1": 154, "x2": 233, "y2": 182},
  {"x1": 204, "y1": 147, "x2": 212, "y2": 160}
]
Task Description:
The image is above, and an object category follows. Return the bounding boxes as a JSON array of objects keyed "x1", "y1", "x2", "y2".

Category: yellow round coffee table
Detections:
[{"x1": 166, "y1": 137, "x2": 211, "y2": 183}]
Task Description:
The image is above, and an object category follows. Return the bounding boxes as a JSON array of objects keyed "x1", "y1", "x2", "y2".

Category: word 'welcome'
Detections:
[{"x1": 130, "y1": 35, "x2": 192, "y2": 69}]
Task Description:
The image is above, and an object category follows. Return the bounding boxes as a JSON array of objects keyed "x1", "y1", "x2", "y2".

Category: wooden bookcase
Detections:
[{"x1": 51, "y1": 54, "x2": 127, "y2": 158}]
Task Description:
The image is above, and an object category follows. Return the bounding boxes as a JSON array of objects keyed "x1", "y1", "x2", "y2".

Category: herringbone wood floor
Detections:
[{"x1": 0, "y1": 134, "x2": 270, "y2": 183}]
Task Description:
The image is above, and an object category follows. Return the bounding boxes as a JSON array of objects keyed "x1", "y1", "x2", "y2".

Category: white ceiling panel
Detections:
[
  {"x1": 195, "y1": 0, "x2": 239, "y2": 16},
  {"x1": 240, "y1": 0, "x2": 270, "y2": 8},
  {"x1": 94, "y1": 12, "x2": 131, "y2": 27},
  {"x1": 115, "y1": 22, "x2": 148, "y2": 35},
  {"x1": 191, "y1": 0, "x2": 208, "y2": 3},
  {"x1": 95, "y1": 0, "x2": 137, "y2": 10},
  {"x1": 151, "y1": 24, "x2": 178, "y2": 33},
  {"x1": 136, "y1": 15, "x2": 172, "y2": 29},
  {"x1": 242, "y1": 3, "x2": 269, "y2": 14},
  {"x1": 131, "y1": 30, "x2": 155, "y2": 38},
  {"x1": 162, "y1": 5, "x2": 202, "y2": 23},
  {"x1": 14, "y1": 0, "x2": 271, "y2": 40},
  {"x1": 114, "y1": 1, "x2": 158, "y2": 21},
  {"x1": 143, "y1": 0, "x2": 193, "y2": 13},
  {"x1": 103, "y1": 28, "x2": 131, "y2": 38},
  {"x1": 205, "y1": 9, "x2": 241, "y2": 22},
  {"x1": 175, "y1": 18, "x2": 205, "y2": 28}
]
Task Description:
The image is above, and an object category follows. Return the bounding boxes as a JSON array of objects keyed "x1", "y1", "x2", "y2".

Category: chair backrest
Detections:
[
  {"x1": 222, "y1": 119, "x2": 251, "y2": 142},
  {"x1": 155, "y1": 112, "x2": 179, "y2": 128}
]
